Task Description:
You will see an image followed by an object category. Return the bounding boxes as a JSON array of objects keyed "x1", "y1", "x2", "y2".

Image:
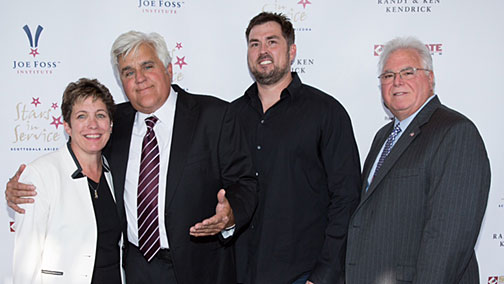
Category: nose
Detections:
[
  {"x1": 135, "y1": 69, "x2": 146, "y2": 83},
  {"x1": 393, "y1": 72, "x2": 404, "y2": 86},
  {"x1": 259, "y1": 42, "x2": 269, "y2": 55},
  {"x1": 87, "y1": 116, "x2": 98, "y2": 129}
]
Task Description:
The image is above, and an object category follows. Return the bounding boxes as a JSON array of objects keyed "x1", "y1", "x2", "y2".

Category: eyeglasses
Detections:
[{"x1": 378, "y1": 67, "x2": 431, "y2": 84}]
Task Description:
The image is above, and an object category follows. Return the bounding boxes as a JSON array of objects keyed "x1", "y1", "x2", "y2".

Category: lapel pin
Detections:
[{"x1": 410, "y1": 132, "x2": 415, "y2": 137}]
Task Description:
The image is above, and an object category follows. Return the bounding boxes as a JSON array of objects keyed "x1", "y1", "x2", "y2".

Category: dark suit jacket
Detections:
[
  {"x1": 104, "y1": 85, "x2": 257, "y2": 284},
  {"x1": 346, "y1": 96, "x2": 490, "y2": 284}
]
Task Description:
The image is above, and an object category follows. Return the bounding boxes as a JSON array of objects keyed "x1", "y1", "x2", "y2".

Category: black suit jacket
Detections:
[
  {"x1": 346, "y1": 97, "x2": 491, "y2": 283},
  {"x1": 104, "y1": 85, "x2": 257, "y2": 284}
]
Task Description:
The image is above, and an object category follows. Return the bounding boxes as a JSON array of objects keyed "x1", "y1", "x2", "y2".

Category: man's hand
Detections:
[
  {"x1": 306, "y1": 281, "x2": 314, "y2": 284},
  {"x1": 189, "y1": 189, "x2": 235, "y2": 237},
  {"x1": 5, "y1": 164, "x2": 36, "y2": 214}
]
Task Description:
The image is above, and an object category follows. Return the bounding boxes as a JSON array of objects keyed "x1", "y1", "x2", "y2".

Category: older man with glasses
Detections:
[{"x1": 345, "y1": 37, "x2": 491, "y2": 283}]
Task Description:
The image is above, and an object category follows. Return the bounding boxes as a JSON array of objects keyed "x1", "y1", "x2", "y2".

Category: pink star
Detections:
[
  {"x1": 29, "y1": 48, "x2": 39, "y2": 58},
  {"x1": 297, "y1": 0, "x2": 311, "y2": 9},
  {"x1": 31, "y1": 97, "x2": 41, "y2": 107},
  {"x1": 50, "y1": 116, "x2": 63, "y2": 129},
  {"x1": 175, "y1": 42, "x2": 183, "y2": 50},
  {"x1": 175, "y1": 56, "x2": 188, "y2": 69},
  {"x1": 51, "y1": 102, "x2": 59, "y2": 110}
]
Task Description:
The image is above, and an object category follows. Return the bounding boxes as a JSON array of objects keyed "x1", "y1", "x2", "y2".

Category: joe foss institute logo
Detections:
[
  {"x1": 13, "y1": 24, "x2": 61, "y2": 75},
  {"x1": 137, "y1": 0, "x2": 186, "y2": 14},
  {"x1": 23, "y1": 25, "x2": 43, "y2": 58}
]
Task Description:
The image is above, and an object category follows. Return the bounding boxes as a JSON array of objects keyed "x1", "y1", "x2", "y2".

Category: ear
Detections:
[
  {"x1": 166, "y1": 63, "x2": 173, "y2": 81},
  {"x1": 428, "y1": 70, "x2": 435, "y2": 87},
  {"x1": 289, "y1": 43, "x2": 297, "y2": 64},
  {"x1": 63, "y1": 121, "x2": 72, "y2": 137}
]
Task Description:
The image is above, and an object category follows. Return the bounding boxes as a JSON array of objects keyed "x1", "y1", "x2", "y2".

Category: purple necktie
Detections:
[
  {"x1": 374, "y1": 122, "x2": 401, "y2": 178},
  {"x1": 137, "y1": 116, "x2": 161, "y2": 262}
]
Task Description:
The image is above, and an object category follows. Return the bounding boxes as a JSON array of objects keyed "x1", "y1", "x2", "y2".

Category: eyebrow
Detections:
[
  {"x1": 74, "y1": 109, "x2": 107, "y2": 115},
  {"x1": 120, "y1": 66, "x2": 132, "y2": 75},
  {"x1": 120, "y1": 60, "x2": 156, "y2": 74},
  {"x1": 248, "y1": 35, "x2": 281, "y2": 43},
  {"x1": 383, "y1": 66, "x2": 414, "y2": 73},
  {"x1": 141, "y1": 60, "x2": 155, "y2": 67},
  {"x1": 266, "y1": 35, "x2": 280, "y2": 40}
]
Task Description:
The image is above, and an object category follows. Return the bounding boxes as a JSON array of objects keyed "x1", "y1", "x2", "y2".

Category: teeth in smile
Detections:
[
  {"x1": 85, "y1": 134, "x2": 100, "y2": 138},
  {"x1": 260, "y1": 60, "x2": 272, "y2": 65}
]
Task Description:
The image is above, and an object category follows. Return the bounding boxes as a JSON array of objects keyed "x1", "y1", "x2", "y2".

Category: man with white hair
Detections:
[
  {"x1": 6, "y1": 30, "x2": 257, "y2": 284},
  {"x1": 345, "y1": 37, "x2": 490, "y2": 283}
]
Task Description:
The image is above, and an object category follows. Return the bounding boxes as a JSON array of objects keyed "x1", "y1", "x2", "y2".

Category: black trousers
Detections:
[{"x1": 125, "y1": 242, "x2": 177, "y2": 284}]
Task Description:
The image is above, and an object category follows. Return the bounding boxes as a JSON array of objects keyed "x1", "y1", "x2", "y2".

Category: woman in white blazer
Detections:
[{"x1": 13, "y1": 78, "x2": 124, "y2": 284}]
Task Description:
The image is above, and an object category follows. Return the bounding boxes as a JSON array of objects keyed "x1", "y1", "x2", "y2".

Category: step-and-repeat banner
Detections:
[{"x1": 1, "y1": 1, "x2": 503, "y2": 283}]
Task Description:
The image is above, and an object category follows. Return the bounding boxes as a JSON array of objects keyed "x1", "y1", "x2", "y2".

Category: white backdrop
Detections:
[{"x1": 1, "y1": 1, "x2": 503, "y2": 283}]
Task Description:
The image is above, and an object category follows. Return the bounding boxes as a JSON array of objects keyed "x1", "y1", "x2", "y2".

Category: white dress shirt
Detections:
[{"x1": 124, "y1": 87, "x2": 177, "y2": 248}]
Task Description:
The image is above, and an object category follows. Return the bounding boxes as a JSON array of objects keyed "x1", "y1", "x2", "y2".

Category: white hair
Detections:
[
  {"x1": 110, "y1": 31, "x2": 171, "y2": 82},
  {"x1": 378, "y1": 36, "x2": 433, "y2": 73}
]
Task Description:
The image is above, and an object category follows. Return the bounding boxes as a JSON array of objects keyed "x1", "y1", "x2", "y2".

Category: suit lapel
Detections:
[
  {"x1": 360, "y1": 122, "x2": 392, "y2": 195},
  {"x1": 362, "y1": 97, "x2": 442, "y2": 201},
  {"x1": 108, "y1": 103, "x2": 136, "y2": 220},
  {"x1": 165, "y1": 85, "x2": 199, "y2": 209}
]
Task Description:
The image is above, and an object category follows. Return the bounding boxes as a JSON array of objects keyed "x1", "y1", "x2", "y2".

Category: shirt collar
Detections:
[
  {"x1": 395, "y1": 94, "x2": 437, "y2": 128},
  {"x1": 136, "y1": 85, "x2": 178, "y2": 126},
  {"x1": 67, "y1": 140, "x2": 109, "y2": 180},
  {"x1": 283, "y1": 72, "x2": 302, "y2": 99},
  {"x1": 244, "y1": 72, "x2": 302, "y2": 110}
]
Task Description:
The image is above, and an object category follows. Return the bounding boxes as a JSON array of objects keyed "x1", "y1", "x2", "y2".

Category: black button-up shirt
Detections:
[{"x1": 232, "y1": 73, "x2": 361, "y2": 284}]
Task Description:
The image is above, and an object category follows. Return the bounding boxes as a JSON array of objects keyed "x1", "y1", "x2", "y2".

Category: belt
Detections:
[
  {"x1": 156, "y1": 248, "x2": 171, "y2": 261},
  {"x1": 128, "y1": 242, "x2": 171, "y2": 261}
]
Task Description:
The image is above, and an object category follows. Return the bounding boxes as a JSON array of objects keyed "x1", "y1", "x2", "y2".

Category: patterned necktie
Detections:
[
  {"x1": 137, "y1": 116, "x2": 161, "y2": 262},
  {"x1": 374, "y1": 122, "x2": 401, "y2": 177}
]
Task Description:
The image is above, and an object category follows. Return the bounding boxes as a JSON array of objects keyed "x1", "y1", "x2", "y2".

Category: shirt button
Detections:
[{"x1": 256, "y1": 145, "x2": 261, "y2": 150}]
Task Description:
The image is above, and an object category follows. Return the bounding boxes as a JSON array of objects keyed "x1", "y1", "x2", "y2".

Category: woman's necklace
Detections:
[{"x1": 87, "y1": 177, "x2": 101, "y2": 199}]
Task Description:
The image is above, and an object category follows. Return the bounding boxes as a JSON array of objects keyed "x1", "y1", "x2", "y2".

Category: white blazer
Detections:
[{"x1": 13, "y1": 145, "x2": 124, "y2": 284}]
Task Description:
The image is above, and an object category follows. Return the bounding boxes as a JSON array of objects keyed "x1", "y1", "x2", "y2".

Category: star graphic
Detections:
[
  {"x1": 50, "y1": 116, "x2": 64, "y2": 129},
  {"x1": 51, "y1": 102, "x2": 59, "y2": 110},
  {"x1": 29, "y1": 48, "x2": 39, "y2": 58},
  {"x1": 31, "y1": 97, "x2": 41, "y2": 107},
  {"x1": 175, "y1": 56, "x2": 188, "y2": 69},
  {"x1": 297, "y1": 0, "x2": 312, "y2": 9},
  {"x1": 175, "y1": 42, "x2": 183, "y2": 50}
]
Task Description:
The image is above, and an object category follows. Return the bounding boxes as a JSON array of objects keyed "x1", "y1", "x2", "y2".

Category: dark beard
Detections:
[
  {"x1": 251, "y1": 65, "x2": 290, "y2": 86},
  {"x1": 250, "y1": 51, "x2": 291, "y2": 86}
]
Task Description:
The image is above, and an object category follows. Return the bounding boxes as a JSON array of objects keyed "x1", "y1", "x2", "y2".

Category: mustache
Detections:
[{"x1": 257, "y1": 54, "x2": 273, "y2": 63}]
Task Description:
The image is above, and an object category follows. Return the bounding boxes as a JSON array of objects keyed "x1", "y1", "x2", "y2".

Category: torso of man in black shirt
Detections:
[{"x1": 232, "y1": 72, "x2": 361, "y2": 284}]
